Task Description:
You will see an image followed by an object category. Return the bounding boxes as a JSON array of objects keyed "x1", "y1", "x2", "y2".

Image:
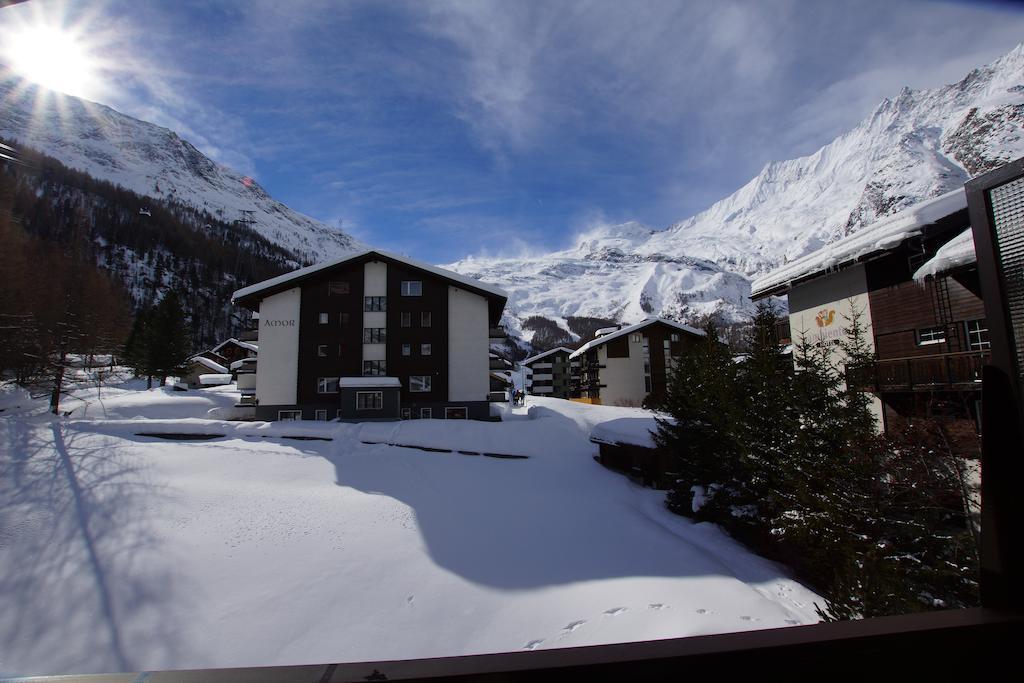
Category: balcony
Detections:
[{"x1": 849, "y1": 351, "x2": 988, "y2": 393}]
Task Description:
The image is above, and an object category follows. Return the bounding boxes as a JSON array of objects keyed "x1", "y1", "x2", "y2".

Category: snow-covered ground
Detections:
[{"x1": 0, "y1": 378, "x2": 821, "y2": 676}]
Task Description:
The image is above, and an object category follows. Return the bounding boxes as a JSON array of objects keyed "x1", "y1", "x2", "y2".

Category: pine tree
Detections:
[
  {"x1": 654, "y1": 316, "x2": 743, "y2": 517},
  {"x1": 147, "y1": 291, "x2": 191, "y2": 386}
]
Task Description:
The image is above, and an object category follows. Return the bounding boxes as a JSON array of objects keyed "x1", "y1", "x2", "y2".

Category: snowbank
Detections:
[{"x1": 198, "y1": 373, "x2": 233, "y2": 386}]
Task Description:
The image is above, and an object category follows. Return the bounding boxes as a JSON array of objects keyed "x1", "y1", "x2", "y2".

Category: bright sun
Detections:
[{"x1": 6, "y1": 25, "x2": 97, "y2": 97}]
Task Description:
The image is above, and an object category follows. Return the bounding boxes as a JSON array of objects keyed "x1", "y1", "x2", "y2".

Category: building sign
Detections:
[
  {"x1": 263, "y1": 319, "x2": 296, "y2": 327},
  {"x1": 815, "y1": 308, "x2": 836, "y2": 327}
]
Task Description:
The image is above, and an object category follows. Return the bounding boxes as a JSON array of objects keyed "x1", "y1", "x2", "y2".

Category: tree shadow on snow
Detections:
[{"x1": 0, "y1": 419, "x2": 195, "y2": 675}]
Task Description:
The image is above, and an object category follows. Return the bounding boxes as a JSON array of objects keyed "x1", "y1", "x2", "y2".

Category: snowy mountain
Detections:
[
  {"x1": 0, "y1": 77, "x2": 363, "y2": 264},
  {"x1": 449, "y1": 44, "x2": 1024, "y2": 340}
]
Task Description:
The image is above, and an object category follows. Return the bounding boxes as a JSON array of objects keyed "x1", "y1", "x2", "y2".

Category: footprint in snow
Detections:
[
  {"x1": 524, "y1": 639, "x2": 544, "y2": 650},
  {"x1": 648, "y1": 603, "x2": 668, "y2": 611},
  {"x1": 739, "y1": 615, "x2": 760, "y2": 622},
  {"x1": 784, "y1": 619, "x2": 800, "y2": 625},
  {"x1": 406, "y1": 595, "x2": 415, "y2": 605},
  {"x1": 695, "y1": 608, "x2": 711, "y2": 615},
  {"x1": 562, "y1": 620, "x2": 586, "y2": 633},
  {"x1": 603, "y1": 607, "x2": 628, "y2": 616}
]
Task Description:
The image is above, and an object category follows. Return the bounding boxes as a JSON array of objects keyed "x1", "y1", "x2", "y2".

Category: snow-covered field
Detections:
[{"x1": 0, "y1": 377, "x2": 821, "y2": 676}]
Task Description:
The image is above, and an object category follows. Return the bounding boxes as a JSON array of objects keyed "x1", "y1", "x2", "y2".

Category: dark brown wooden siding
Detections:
[
  {"x1": 386, "y1": 261, "x2": 449, "y2": 404},
  {"x1": 866, "y1": 251, "x2": 986, "y2": 360},
  {"x1": 296, "y1": 260, "x2": 365, "y2": 406}
]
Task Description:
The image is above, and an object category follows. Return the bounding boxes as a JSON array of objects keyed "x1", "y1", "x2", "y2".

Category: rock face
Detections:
[
  {"x1": 448, "y1": 44, "x2": 1024, "y2": 341},
  {"x1": 0, "y1": 79, "x2": 363, "y2": 264}
]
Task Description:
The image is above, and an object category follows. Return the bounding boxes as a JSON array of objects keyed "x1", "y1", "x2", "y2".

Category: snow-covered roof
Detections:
[
  {"x1": 339, "y1": 376, "x2": 402, "y2": 388},
  {"x1": 751, "y1": 188, "x2": 968, "y2": 298},
  {"x1": 232, "y1": 249, "x2": 509, "y2": 303},
  {"x1": 189, "y1": 356, "x2": 229, "y2": 374},
  {"x1": 212, "y1": 338, "x2": 258, "y2": 354},
  {"x1": 489, "y1": 372, "x2": 512, "y2": 384},
  {"x1": 522, "y1": 346, "x2": 576, "y2": 365},
  {"x1": 590, "y1": 417, "x2": 664, "y2": 449},
  {"x1": 569, "y1": 318, "x2": 705, "y2": 359},
  {"x1": 913, "y1": 228, "x2": 978, "y2": 281},
  {"x1": 595, "y1": 326, "x2": 621, "y2": 337},
  {"x1": 198, "y1": 373, "x2": 233, "y2": 385},
  {"x1": 230, "y1": 358, "x2": 257, "y2": 371}
]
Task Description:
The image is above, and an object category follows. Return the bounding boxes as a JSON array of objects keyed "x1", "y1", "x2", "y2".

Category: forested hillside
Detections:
[{"x1": 0, "y1": 139, "x2": 299, "y2": 352}]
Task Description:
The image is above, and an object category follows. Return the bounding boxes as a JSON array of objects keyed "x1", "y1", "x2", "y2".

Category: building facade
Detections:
[
  {"x1": 568, "y1": 318, "x2": 705, "y2": 407},
  {"x1": 232, "y1": 250, "x2": 508, "y2": 421},
  {"x1": 751, "y1": 189, "x2": 986, "y2": 441},
  {"x1": 521, "y1": 346, "x2": 577, "y2": 399}
]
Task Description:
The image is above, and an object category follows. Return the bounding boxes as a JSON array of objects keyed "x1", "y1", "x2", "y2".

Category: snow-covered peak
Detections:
[
  {"x1": 0, "y1": 77, "x2": 364, "y2": 264},
  {"x1": 570, "y1": 221, "x2": 656, "y2": 257}
]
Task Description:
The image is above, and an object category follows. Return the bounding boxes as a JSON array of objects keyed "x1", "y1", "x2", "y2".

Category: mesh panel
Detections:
[{"x1": 989, "y1": 175, "x2": 1024, "y2": 386}]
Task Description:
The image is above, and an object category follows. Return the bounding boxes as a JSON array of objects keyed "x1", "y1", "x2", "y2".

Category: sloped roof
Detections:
[
  {"x1": 232, "y1": 249, "x2": 509, "y2": 305},
  {"x1": 188, "y1": 356, "x2": 229, "y2": 374},
  {"x1": 751, "y1": 188, "x2": 968, "y2": 298},
  {"x1": 521, "y1": 346, "x2": 576, "y2": 365},
  {"x1": 913, "y1": 227, "x2": 977, "y2": 281},
  {"x1": 569, "y1": 318, "x2": 705, "y2": 359},
  {"x1": 211, "y1": 338, "x2": 258, "y2": 354}
]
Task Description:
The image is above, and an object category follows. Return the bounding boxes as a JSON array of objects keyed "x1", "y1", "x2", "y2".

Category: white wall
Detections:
[
  {"x1": 447, "y1": 286, "x2": 489, "y2": 401},
  {"x1": 364, "y1": 261, "x2": 387, "y2": 296},
  {"x1": 598, "y1": 334, "x2": 648, "y2": 406},
  {"x1": 788, "y1": 263, "x2": 883, "y2": 429},
  {"x1": 256, "y1": 287, "x2": 301, "y2": 405}
]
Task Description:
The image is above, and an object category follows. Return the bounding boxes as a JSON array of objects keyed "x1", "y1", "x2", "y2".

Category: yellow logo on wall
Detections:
[{"x1": 815, "y1": 309, "x2": 836, "y2": 328}]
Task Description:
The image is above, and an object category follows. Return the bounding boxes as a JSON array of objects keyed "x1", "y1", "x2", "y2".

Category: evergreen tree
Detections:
[
  {"x1": 654, "y1": 316, "x2": 743, "y2": 517},
  {"x1": 123, "y1": 307, "x2": 154, "y2": 387},
  {"x1": 147, "y1": 291, "x2": 192, "y2": 386}
]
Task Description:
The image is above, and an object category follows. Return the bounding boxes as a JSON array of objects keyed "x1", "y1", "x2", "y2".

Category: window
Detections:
[
  {"x1": 328, "y1": 281, "x2": 349, "y2": 295},
  {"x1": 318, "y1": 312, "x2": 329, "y2": 324},
  {"x1": 401, "y1": 408, "x2": 411, "y2": 420},
  {"x1": 317, "y1": 344, "x2": 327, "y2": 357},
  {"x1": 315, "y1": 409, "x2": 328, "y2": 421},
  {"x1": 364, "y1": 296, "x2": 386, "y2": 312},
  {"x1": 401, "y1": 280, "x2": 422, "y2": 296},
  {"x1": 363, "y1": 328, "x2": 386, "y2": 343},
  {"x1": 420, "y1": 407, "x2": 432, "y2": 419},
  {"x1": 401, "y1": 311, "x2": 411, "y2": 327},
  {"x1": 278, "y1": 410, "x2": 301, "y2": 421},
  {"x1": 410, "y1": 375, "x2": 432, "y2": 392},
  {"x1": 317, "y1": 377, "x2": 339, "y2": 393},
  {"x1": 356, "y1": 391, "x2": 383, "y2": 410},
  {"x1": 918, "y1": 326, "x2": 947, "y2": 345},
  {"x1": 421, "y1": 311, "x2": 432, "y2": 327},
  {"x1": 966, "y1": 320, "x2": 990, "y2": 350},
  {"x1": 631, "y1": 333, "x2": 641, "y2": 343},
  {"x1": 402, "y1": 343, "x2": 411, "y2": 356},
  {"x1": 339, "y1": 312, "x2": 350, "y2": 326},
  {"x1": 363, "y1": 360, "x2": 387, "y2": 376},
  {"x1": 421, "y1": 343, "x2": 431, "y2": 356},
  {"x1": 671, "y1": 333, "x2": 680, "y2": 342},
  {"x1": 445, "y1": 406, "x2": 467, "y2": 419},
  {"x1": 336, "y1": 409, "x2": 344, "y2": 419}
]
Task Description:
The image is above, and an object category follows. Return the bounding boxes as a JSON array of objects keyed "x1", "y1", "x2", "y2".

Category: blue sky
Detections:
[{"x1": 3, "y1": 0, "x2": 1024, "y2": 263}]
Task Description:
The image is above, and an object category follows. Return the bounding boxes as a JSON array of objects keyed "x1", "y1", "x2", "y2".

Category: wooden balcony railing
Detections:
[{"x1": 848, "y1": 351, "x2": 989, "y2": 392}]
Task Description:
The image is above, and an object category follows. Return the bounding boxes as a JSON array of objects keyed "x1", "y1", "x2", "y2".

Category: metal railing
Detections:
[{"x1": 849, "y1": 351, "x2": 989, "y2": 392}]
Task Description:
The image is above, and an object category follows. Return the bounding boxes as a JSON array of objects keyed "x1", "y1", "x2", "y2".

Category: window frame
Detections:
[
  {"x1": 421, "y1": 311, "x2": 432, "y2": 327},
  {"x1": 355, "y1": 391, "x2": 383, "y2": 411},
  {"x1": 966, "y1": 319, "x2": 991, "y2": 351},
  {"x1": 401, "y1": 311, "x2": 412, "y2": 327},
  {"x1": 401, "y1": 280, "x2": 423, "y2": 296},
  {"x1": 317, "y1": 344, "x2": 328, "y2": 357},
  {"x1": 420, "y1": 407, "x2": 432, "y2": 419},
  {"x1": 277, "y1": 410, "x2": 301, "y2": 421},
  {"x1": 362, "y1": 360, "x2": 387, "y2": 376},
  {"x1": 410, "y1": 375, "x2": 432, "y2": 393},
  {"x1": 421, "y1": 343, "x2": 431, "y2": 356},
  {"x1": 917, "y1": 326, "x2": 947, "y2": 346},
  {"x1": 362, "y1": 327, "x2": 386, "y2": 344},
  {"x1": 318, "y1": 312, "x2": 329, "y2": 324},
  {"x1": 364, "y1": 296, "x2": 387, "y2": 312},
  {"x1": 314, "y1": 409, "x2": 328, "y2": 421},
  {"x1": 317, "y1": 377, "x2": 339, "y2": 394},
  {"x1": 328, "y1": 281, "x2": 350, "y2": 295},
  {"x1": 402, "y1": 343, "x2": 411, "y2": 356},
  {"x1": 445, "y1": 406, "x2": 468, "y2": 419}
]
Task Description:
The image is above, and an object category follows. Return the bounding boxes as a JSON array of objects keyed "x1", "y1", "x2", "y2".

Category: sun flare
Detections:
[{"x1": 5, "y1": 25, "x2": 97, "y2": 97}]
